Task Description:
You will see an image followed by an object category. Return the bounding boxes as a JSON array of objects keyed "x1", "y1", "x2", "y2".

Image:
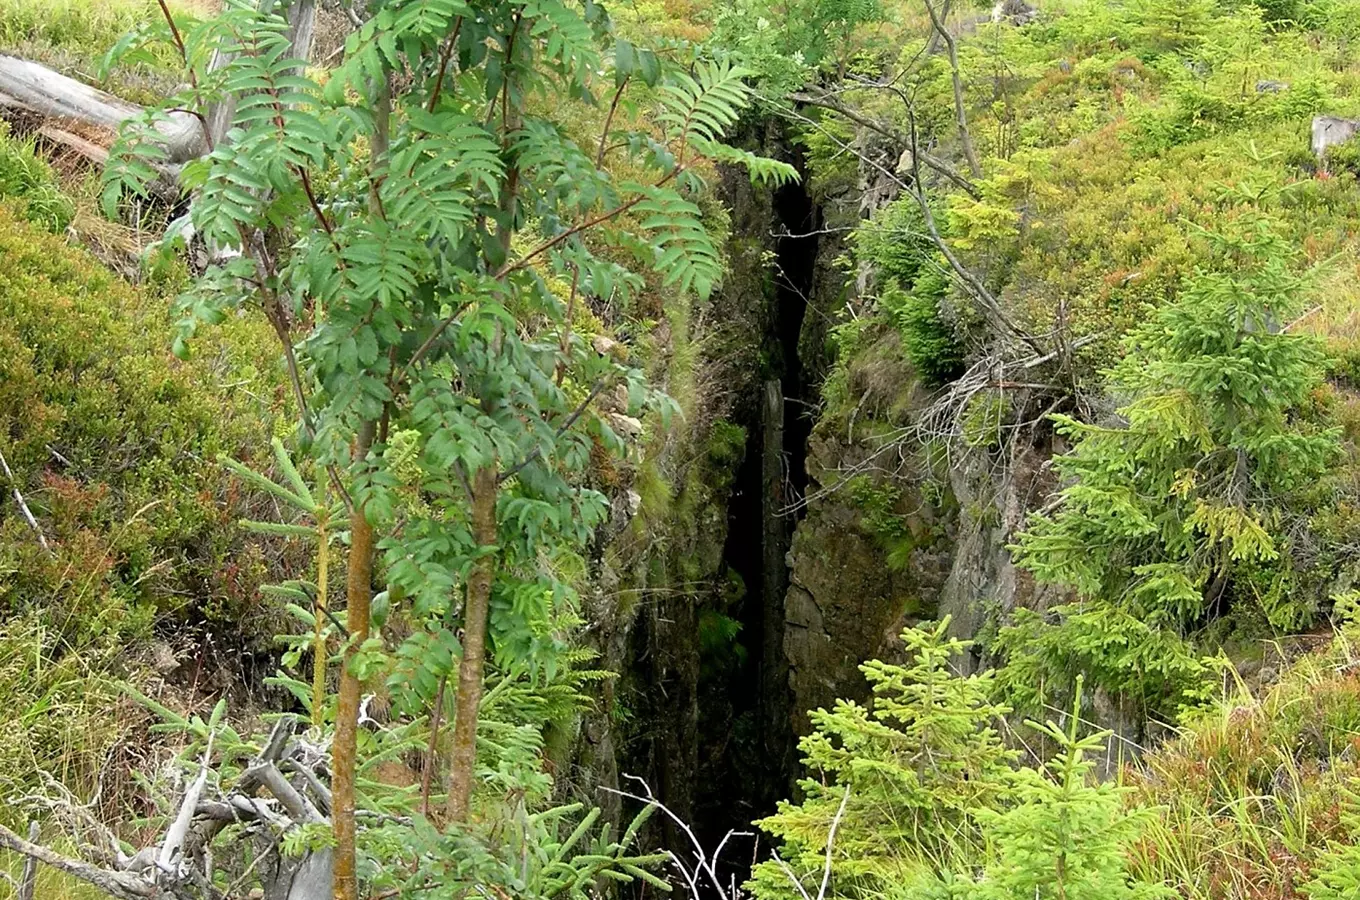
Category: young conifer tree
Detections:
[
  {"x1": 1004, "y1": 217, "x2": 1340, "y2": 723},
  {"x1": 945, "y1": 682, "x2": 1173, "y2": 900},
  {"x1": 748, "y1": 618, "x2": 1018, "y2": 900},
  {"x1": 104, "y1": 0, "x2": 796, "y2": 894}
]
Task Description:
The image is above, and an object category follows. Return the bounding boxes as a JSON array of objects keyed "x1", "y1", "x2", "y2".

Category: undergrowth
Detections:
[
  {"x1": 0, "y1": 204, "x2": 286, "y2": 838},
  {"x1": 0, "y1": 125, "x2": 73, "y2": 233},
  {"x1": 755, "y1": 618, "x2": 1360, "y2": 900},
  {"x1": 0, "y1": 0, "x2": 194, "y2": 103}
]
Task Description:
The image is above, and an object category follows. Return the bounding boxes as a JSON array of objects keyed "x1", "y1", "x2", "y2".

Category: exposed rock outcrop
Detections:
[
  {"x1": 783, "y1": 428, "x2": 953, "y2": 736},
  {"x1": 1312, "y1": 115, "x2": 1360, "y2": 161}
]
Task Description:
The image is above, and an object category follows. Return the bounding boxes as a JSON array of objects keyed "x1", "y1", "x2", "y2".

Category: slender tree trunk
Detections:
[
  {"x1": 924, "y1": 0, "x2": 981, "y2": 178},
  {"x1": 329, "y1": 78, "x2": 390, "y2": 899},
  {"x1": 924, "y1": 0, "x2": 950, "y2": 54},
  {"x1": 312, "y1": 498, "x2": 329, "y2": 727},
  {"x1": 445, "y1": 465, "x2": 498, "y2": 823},
  {"x1": 332, "y1": 422, "x2": 375, "y2": 900}
]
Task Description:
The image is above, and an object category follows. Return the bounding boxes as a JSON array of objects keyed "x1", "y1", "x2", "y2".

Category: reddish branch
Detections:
[
  {"x1": 427, "y1": 16, "x2": 464, "y2": 113},
  {"x1": 154, "y1": 0, "x2": 214, "y2": 152},
  {"x1": 596, "y1": 76, "x2": 629, "y2": 167}
]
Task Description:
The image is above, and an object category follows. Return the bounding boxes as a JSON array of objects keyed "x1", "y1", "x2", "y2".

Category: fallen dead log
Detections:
[
  {"x1": 0, "y1": 55, "x2": 205, "y2": 163},
  {"x1": 36, "y1": 123, "x2": 110, "y2": 165},
  {"x1": 0, "y1": 0, "x2": 317, "y2": 211}
]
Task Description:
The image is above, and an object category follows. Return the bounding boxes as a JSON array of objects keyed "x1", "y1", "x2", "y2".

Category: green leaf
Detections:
[{"x1": 614, "y1": 39, "x2": 634, "y2": 85}]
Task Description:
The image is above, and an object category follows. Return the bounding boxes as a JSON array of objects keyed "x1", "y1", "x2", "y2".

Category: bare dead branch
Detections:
[
  {"x1": 922, "y1": 0, "x2": 981, "y2": 177},
  {"x1": 0, "y1": 447, "x2": 51, "y2": 556},
  {"x1": 816, "y1": 788, "x2": 850, "y2": 900},
  {"x1": 18, "y1": 822, "x2": 39, "y2": 900},
  {"x1": 0, "y1": 824, "x2": 167, "y2": 900},
  {"x1": 787, "y1": 91, "x2": 980, "y2": 199},
  {"x1": 157, "y1": 729, "x2": 217, "y2": 876}
]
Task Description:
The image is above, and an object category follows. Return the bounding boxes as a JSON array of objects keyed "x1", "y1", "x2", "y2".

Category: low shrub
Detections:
[{"x1": 0, "y1": 202, "x2": 286, "y2": 646}]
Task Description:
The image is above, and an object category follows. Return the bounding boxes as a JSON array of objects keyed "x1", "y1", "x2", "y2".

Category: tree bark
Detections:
[
  {"x1": 924, "y1": 0, "x2": 951, "y2": 54},
  {"x1": 332, "y1": 422, "x2": 376, "y2": 900},
  {"x1": 445, "y1": 465, "x2": 498, "y2": 823}
]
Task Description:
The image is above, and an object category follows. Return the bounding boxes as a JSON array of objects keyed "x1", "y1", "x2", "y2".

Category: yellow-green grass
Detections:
[{"x1": 0, "y1": 0, "x2": 210, "y2": 105}]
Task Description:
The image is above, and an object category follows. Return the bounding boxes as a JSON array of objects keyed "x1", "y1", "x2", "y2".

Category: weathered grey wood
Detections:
[
  {"x1": 205, "y1": 0, "x2": 317, "y2": 148},
  {"x1": 264, "y1": 849, "x2": 332, "y2": 900},
  {"x1": 0, "y1": 824, "x2": 168, "y2": 900},
  {"x1": 155, "y1": 732, "x2": 215, "y2": 876},
  {"x1": 17, "y1": 821, "x2": 39, "y2": 900},
  {"x1": 0, "y1": 55, "x2": 204, "y2": 162},
  {"x1": 36, "y1": 123, "x2": 109, "y2": 164}
]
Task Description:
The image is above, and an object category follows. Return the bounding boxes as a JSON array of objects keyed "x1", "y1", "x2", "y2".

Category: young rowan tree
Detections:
[{"x1": 105, "y1": 0, "x2": 795, "y2": 894}]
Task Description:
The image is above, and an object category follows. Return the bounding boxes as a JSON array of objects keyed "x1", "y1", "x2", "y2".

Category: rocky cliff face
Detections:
[
  {"x1": 561, "y1": 122, "x2": 795, "y2": 845},
  {"x1": 772, "y1": 123, "x2": 1069, "y2": 735},
  {"x1": 783, "y1": 427, "x2": 954, "y2": 734},
  {"x1": 567, "y1": 109, "x2": 1082, "y2": 846}
]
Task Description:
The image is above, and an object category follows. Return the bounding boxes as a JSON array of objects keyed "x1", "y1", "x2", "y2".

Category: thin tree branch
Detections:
[
  {"x1": 156, "y1": 729, "x2": 217, "y2": 874},
  {"x1": 816, "y1": 788, "x2": 851, "y2": 900},
  {"x1": 498, "y1": 380, "x2": 606, "y2": 484},
  {"x1": 427, "y1": 16, "x2": 463, "y2": 113},
  {"x1": 787, "y1": 91, "x2": 980, "y2": 198},
  {"x1": 902, "y1": 103, "x2": 1042, "y2": 353},
  {"x1": 419, "y1": 674, "x2": 448, "y2": 818},
  {"x1": 155, "y1": 0, "x2": 213, "y2": 153},
  {"x1": 17, "y1": 822, "x2": 38, "y2": 900},
  {"x1": 596, "y1": 76, "x2": 629, "y2": 167},
  {"x1": 297, "y1": 166, "x2": 341, "y2": 256},
  {"x1": 0, "y1": 448, "x2": 51, "y2": 556},
  {"x1": 923, "y1": 0, "x2": 981, "y2": 177},
  {"x1": 404, "y1": 163, "x2": 684, "y2": 376},
  {"x1": 773, "y1": 93, "x2": 1042, "y2": 354},
  {"x1": 555, "y1": 263, "x2": 582, "y2": 386},
  {"x1": 0, "y1": 825, "x2": 164, "y2": 899}
]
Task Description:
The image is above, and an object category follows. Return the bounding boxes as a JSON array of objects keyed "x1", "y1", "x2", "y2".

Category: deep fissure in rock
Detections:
[{"x1": 691, "y1": 163, "x2": 822, "y2": 887}]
